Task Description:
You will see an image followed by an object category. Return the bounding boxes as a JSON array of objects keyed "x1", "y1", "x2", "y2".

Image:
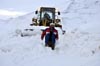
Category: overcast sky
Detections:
[{"x1": 0, "y1": 0, "x2": 35, "y2": 12}]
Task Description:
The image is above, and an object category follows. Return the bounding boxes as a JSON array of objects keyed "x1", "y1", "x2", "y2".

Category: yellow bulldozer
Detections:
[
  {"x1": 20, "y1": 7, "x2": 65, "y2": 37},
  {"x1": 30, "y1": 7, "x2": 62, "y2": 28}
]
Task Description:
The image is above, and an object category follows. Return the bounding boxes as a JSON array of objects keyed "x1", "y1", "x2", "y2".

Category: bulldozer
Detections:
[
  {"x1": 19, "y1": 7, "x2": 65, "y2": 37},
  {"x1": 30, "y1": 7, "x2": 62, "y2": 28}
]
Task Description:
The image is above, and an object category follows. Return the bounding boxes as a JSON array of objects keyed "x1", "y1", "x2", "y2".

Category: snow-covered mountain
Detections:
[{"x1": 0, "y1": 0, "x2": 100, "y2": 66}]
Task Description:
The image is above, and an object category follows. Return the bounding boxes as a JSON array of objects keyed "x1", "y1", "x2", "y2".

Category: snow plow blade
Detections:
[
  {"x1": 15, "y1": 26, "x2": 65, "y2": 37},
  {"x1": 15, "y1": 26, "x2": 48, "y2": 37}
]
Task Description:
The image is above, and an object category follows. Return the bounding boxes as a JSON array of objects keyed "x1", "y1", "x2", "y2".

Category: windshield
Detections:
[{"x1": 41, "y1": 11, "x2": 53, "y2": 19}]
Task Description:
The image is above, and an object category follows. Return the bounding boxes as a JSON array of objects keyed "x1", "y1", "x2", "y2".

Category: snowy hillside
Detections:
[
  {"x1": 0, "y1": 0, "x2": 100, "y2": 66},
  {"x1": 61, "y1": 0, "x2": 100, "y2": 33}
]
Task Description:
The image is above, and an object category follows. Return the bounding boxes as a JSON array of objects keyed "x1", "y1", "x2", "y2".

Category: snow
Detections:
[{"x1": 0, "y1": 0, "x2": 100, "y2": 66}]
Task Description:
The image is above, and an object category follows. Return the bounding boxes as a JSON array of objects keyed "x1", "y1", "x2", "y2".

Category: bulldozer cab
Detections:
[
  {"x1": 31, "y1": 7, "x2": 61, "y2": 27},
  {"x1": 39, "y1": 7, "x2": 55, "y2": 26},
  {"x1": 40, "y1": 7, "x2": 55, "y2": 20}
]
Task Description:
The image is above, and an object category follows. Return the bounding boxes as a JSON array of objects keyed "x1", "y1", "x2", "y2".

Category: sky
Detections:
[{"x1": 0, "y1": 0, "x2": 37, "y2": 12}]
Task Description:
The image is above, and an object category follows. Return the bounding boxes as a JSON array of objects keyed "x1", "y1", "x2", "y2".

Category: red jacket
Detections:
[{"x1": 41, "y1": 27, "x2": 58, "y2": 40}]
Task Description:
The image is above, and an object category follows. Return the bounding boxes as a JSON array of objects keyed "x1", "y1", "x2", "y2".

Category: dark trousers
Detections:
[{"x1": 45, "y1": 34, "x2": 56, "y2": 50}]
